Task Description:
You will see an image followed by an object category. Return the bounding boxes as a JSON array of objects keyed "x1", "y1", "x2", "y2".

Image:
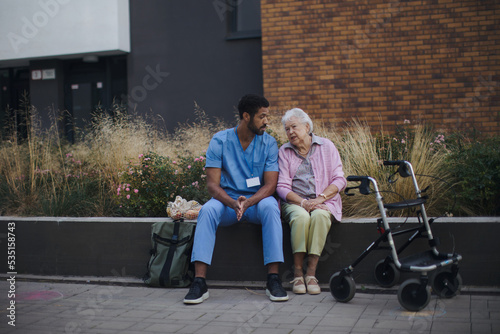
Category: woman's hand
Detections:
[
  {"x1": 312, "y1": 203, "x2": 329, "y2": 211},
  {"x1": 301, "y1": 198, "x2": 328, "y2": 212},
  {"x1": 301, "y1": 199, "x2": 313, "y2": 212}
]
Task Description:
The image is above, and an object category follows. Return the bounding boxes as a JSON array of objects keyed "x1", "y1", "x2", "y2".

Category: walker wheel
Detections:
[
  {"x1": 397, "y1": 279, "x2": 431, "y2": 312},
  {"x1": 374, "y1": 259, "x2": 400, "y2": 288},
  {"x1": 431, "y1": 269, "x2": 462, "y2": 298},
  {"x1": 329, "y1": 272, "x2": 356, "y2": 303}
]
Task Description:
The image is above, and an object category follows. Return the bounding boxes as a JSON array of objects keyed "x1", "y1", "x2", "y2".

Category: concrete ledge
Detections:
[{"x1": 1, "y1": 216, "x2": 499, "y2": 287}]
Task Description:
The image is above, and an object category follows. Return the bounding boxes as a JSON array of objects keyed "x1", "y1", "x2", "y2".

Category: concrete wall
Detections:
[{"x1": 1, "y1": 217, "x2": 498, "y2": 287}]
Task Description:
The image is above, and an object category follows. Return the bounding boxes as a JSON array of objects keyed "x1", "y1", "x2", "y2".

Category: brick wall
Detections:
[{"x1": 261, "y1": 0, "x2": 499, "y2": 135}]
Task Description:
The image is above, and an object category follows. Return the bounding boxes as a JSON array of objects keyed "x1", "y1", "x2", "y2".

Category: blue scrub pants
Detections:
[{"x1": 191, "y1": 196, "x2": 284, "y2": 266}]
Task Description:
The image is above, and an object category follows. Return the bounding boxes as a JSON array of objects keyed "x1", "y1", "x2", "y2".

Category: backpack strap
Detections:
[{"x1": 159, "y1": 220, "x2": 180, "y2": 287}]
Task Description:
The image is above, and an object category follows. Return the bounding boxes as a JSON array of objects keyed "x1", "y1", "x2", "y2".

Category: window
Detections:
[{"x1": 226, "y1": 0, "x2": 261, "y2": 40}]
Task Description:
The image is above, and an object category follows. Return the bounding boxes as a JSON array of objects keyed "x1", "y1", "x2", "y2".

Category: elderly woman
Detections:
[{"x1": 276, "y1": 108, "x2": 346, "y2": 295}]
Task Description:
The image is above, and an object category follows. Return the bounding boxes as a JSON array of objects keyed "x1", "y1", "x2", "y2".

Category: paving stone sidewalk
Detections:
[{"x1": 0, "y1": 279, "x2": 498, "y2": 334}]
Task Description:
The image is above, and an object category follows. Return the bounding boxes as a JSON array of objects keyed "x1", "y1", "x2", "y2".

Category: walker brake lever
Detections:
[{"x1": 344, "y1": 187, "x2": 358, "y2": 196}]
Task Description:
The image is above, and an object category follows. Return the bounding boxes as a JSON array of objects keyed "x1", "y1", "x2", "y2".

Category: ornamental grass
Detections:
[
  {"x1": 267, "y1": 114, "x2": 455, "y2": 218},
  {"x1": 0, "y1": 102, "x2": 497, "y2": 217}
]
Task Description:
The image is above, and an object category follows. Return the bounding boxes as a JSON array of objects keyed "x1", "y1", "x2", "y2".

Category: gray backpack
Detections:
[{"x1": 143, "y1": 219, "x2": 196, "y2": 287}]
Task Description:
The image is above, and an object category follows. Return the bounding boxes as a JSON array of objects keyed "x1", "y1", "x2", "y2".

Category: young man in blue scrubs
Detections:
[{"x1": 184, "y1": 94, "x2": 288, "y2": 304}]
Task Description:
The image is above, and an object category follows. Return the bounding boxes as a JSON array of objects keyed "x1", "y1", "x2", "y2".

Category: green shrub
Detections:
[
  {"x1": 445, "y1": 135, "x2": 500, "y2": 216},
  {"x1": 115, "y1": 152, "x2": 209, "y2": 217},
  {"x1": 174, "y1": 154, "x2": 210, "y2": 204}
]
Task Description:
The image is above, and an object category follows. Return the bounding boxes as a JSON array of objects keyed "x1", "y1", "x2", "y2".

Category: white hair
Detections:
[{"x1": 281, "y1": 108, "x2": 313, "y2": 134}]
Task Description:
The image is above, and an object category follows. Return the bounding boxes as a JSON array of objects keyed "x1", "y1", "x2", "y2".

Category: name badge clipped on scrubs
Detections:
[{"x1": 246, "y1": 176, "x2": 260, "y2": 188}]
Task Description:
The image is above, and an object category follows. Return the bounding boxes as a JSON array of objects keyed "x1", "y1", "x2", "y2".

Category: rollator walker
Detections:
[{"x1": 329, "y1": 160, "x2": 463, "y2": 312}]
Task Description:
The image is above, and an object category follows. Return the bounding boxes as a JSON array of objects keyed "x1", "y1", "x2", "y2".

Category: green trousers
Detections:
[{"x1": 281, "y1": 202, "x2": 333, "y2": 256}]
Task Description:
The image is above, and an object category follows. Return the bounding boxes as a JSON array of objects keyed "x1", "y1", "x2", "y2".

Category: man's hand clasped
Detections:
[{"x1": 235, "y1": 196, "x2": 249, "y2": 221}]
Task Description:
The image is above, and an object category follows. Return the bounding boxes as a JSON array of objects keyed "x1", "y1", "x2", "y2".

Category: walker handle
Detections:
[
  {"x1": 345, "y1": 176, "x2": 371, "y2": 195},
  {"x1": 384, "y1": 160, "x2": 412, "y2": 178},
  {"x1": 383, "y1": 160, "x2": 404, "y2": 166},
  {"x1": 347, "y1": 175, "x2": 368, "y2": 182}
]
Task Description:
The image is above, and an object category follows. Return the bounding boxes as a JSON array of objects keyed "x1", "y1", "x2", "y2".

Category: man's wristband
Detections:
[{"x1": 300, "y1": 199, "x2": 307, "y2": 208}]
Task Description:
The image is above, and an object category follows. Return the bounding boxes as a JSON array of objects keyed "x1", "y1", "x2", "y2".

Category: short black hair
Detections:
[{"x1": 237, "y1": 94, "x2": 269, "y2": 119}]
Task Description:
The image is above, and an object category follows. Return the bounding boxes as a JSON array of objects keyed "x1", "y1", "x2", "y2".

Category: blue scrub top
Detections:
[{"x1": 205, "y1": 127, "x2": 279, "y2": 199}]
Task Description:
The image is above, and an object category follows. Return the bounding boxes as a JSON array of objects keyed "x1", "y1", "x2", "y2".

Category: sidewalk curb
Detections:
[{"x1": 3, "y1": 274, "x2": 499, "y2": 296}]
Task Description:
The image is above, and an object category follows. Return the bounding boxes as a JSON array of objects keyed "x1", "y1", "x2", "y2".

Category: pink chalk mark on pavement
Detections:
[{"x1": 15, "y1": 290, "x2": 64, "y2": 301}]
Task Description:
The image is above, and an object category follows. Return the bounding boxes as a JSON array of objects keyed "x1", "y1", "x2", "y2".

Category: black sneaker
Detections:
[
  {"x1": 183, "y1": 277, "x2": 209, "y2": 304},
  {"x1": 266, "y1": 274, "x2": 289, "y2": 302}
]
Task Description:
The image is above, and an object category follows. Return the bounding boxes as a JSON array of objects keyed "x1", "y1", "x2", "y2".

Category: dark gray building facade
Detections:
[{"x1": 126, "y1": 0, "x2": 263, "y2": 130}]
